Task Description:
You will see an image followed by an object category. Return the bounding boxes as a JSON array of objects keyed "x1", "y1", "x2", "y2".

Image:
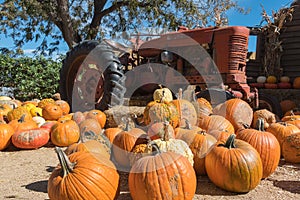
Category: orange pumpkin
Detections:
[
  {"x1": 236, "y1": 118, "x2": 281, "y2": 178},
  {"x1": 50, "y1": 120, "x2": 80, "y2": 147},
  {"x1": 0, "y1": 122, "x2": 15, "y2": 151},
  {"x1": 85, "y1": 109, "x2": 107, "y2": 128},
  {"x1": 266, "y1": 122, "x2": 300, "y2": 155},
  {"x1": 42, "y1": 104, "x2": 63, "y2": 121},
  {"x1": 55, "y1": 100, "x2": 70, "y2": 115},
  {"x1": 293, "y1": 77, "x2": 300, "y2": 89}
]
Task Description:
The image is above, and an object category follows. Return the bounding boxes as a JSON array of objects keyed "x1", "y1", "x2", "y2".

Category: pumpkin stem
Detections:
[
  {"x1": 55, "y1": 147, "x2": 75, "y2": 177},
  {"x1": 18, "y1": 114, "x2": 26, "y2": 123},
  {"x1": 183, "y1": 118, "x2": 192, "y2": 130},
  {"x1": 149, "y1": 141, "x2": 161, "y2": 155},
  {"x1": 176, "y1": 88, "x2": 183, "y2": 100},
  {"x1": 223, "y1": 134, "x2": 236, "y2": 149},
  {"x1": 256, "y1": 118, "x2": 265, "y2": 131}
]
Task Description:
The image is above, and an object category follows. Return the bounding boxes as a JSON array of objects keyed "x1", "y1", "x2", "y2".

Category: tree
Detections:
[{"x1": 0, "y1": 0, "x2": 247, "y2": 55}]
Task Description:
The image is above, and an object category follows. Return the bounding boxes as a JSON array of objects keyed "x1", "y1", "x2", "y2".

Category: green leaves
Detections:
[{"x1": 0, "y1": 54, "x2": 61, "y2": 100}]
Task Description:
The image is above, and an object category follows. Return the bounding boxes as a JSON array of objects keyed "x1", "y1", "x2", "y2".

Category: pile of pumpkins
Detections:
[
  {"x1": 253, "y1": 75, "x2": 300, "y2": 89},
  {"x1": 1, "y1": 86, "x2": 300, "y2": 200}
]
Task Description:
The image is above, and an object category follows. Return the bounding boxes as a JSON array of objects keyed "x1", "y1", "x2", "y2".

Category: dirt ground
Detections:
[{"x1": 0, "y1": 144, "x2": 299, "y2": 200}]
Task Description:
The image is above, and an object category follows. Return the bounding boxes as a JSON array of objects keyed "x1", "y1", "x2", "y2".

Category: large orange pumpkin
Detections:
[
  {"x1": 213, "y1": 98, "x2": 253, "y2": 131},
  {"x1": 128, "y1": 146, "x2": 196, "y2": 200},
  {"x1": 205, "y1": 134, "x2": 263, "y2": 193},
  {"x1": 236, "y1": 118, "x2": 281, "y2": 178},
  {"x1": 48, "y1": 147, "x2": 120, "y2": 200}
]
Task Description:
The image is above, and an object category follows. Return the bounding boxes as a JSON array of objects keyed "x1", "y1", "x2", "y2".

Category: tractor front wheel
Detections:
[{"x1": 59, "y1": 41, "x2": 126, "y2": 112}]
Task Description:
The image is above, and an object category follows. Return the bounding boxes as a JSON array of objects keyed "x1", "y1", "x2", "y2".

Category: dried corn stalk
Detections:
[{"x1": 260, "y1": 5, "x2": 294, "y2": 76}]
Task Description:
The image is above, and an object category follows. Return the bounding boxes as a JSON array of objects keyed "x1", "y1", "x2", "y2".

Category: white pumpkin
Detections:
[
  {"x1": 153, "y1": 87, "x2": 173, "y2": 102},
  {"x1": 256, "y1": 76, "x2": 267, "y2": 83},
  {"x1": 152, "y1": 138, "x2": 194, "y2": 166},
  {"x1": 32, "y1": 116, "x2": 46, "y2": 127}
]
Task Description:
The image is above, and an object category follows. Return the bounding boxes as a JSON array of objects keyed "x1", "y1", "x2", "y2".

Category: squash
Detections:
[
  {"x1": 153, "y1": 85, "x2": 173, "y2": 102},
  {"x1": 152, "y1": 125, "x2": 194, "y2": 166},
  {"x1": 143, "y1": 99, "x2": 179, "y2": 128},
  {"x1": 12, "y1": 127, "x2": 50, "y2": 149},
  {"x1": 205, "y1": 134, "x2": 263, "y2": 193},
  {"x1": 48, "y1": 147, "x2": 119, "y2": 200},
  {"x1": 280, "y1": 76, "x2": 290, "y2": 83},
  {"x1": 128, "y1": 144, "x2": 196, "y2": 200}
]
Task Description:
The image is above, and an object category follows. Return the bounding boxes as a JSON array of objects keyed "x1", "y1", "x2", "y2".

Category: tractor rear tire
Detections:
[{"x1": 60, "y1": 40, "x2": 126, "y2": 112}]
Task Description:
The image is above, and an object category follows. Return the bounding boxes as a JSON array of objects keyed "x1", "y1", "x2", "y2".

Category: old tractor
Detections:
[{"x1": 60, "y1": 25, "x2": 283, "y2": 117}]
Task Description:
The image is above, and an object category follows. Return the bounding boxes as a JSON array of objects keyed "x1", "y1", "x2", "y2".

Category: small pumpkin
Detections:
[
  {"x1": 198, "y1": 114, "x2": 235, "y2": 133},
  {"x1": 153, "y1": 85, "x2": 173, "y2": 102},
  {"x1": 128, "y1": 144, "x2": 196, "y2": 200},
  {"x1": 55, "y1": 100, "x2": 70, "y2": 115},
  {"x1": 0, "y1": 104, "x2": 13, "y2": 117},
  {"x1": 103, "y1": 127, "x2": 123, "y2": 144},
  {"x1": 8, "y1": 114, "x2": 38, "y2": 132},
  {"x1": 205, "y1": 134, "x2": 263, "y2": 193},
  {"x1": 50, "y1": 120, "x2": 80, "y2": 147},
  {"x1": 256, "y1": 76, "x2": 267, "y2": 83},
  {"x1": 42, "y1": 104, "x2": 63, "y2": 121},
  {"x1": 85, "y1": 109, "x2": 107, "y2": 128},
  {"x1": 266, "y1": 75, "x2": 277, "y2": 83},
  {"x1": 37, "y1": 98, "x2": 55, "y2": 109},
  {"x1": 48, "y1": 147, "x2": 120, "y2": 200},
  {"x1": 175, "y1": 124, "x2": 217, "y2": 175}
]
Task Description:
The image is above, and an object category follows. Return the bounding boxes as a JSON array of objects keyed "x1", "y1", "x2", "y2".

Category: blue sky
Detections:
[{"x1": 0, "y1": 0, "x2": 295, "y2": 55}]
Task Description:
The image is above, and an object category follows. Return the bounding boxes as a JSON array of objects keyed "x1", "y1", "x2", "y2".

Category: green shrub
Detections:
[{"x1": 0, "y1": 54, "x2": 61, "y2": 101}]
